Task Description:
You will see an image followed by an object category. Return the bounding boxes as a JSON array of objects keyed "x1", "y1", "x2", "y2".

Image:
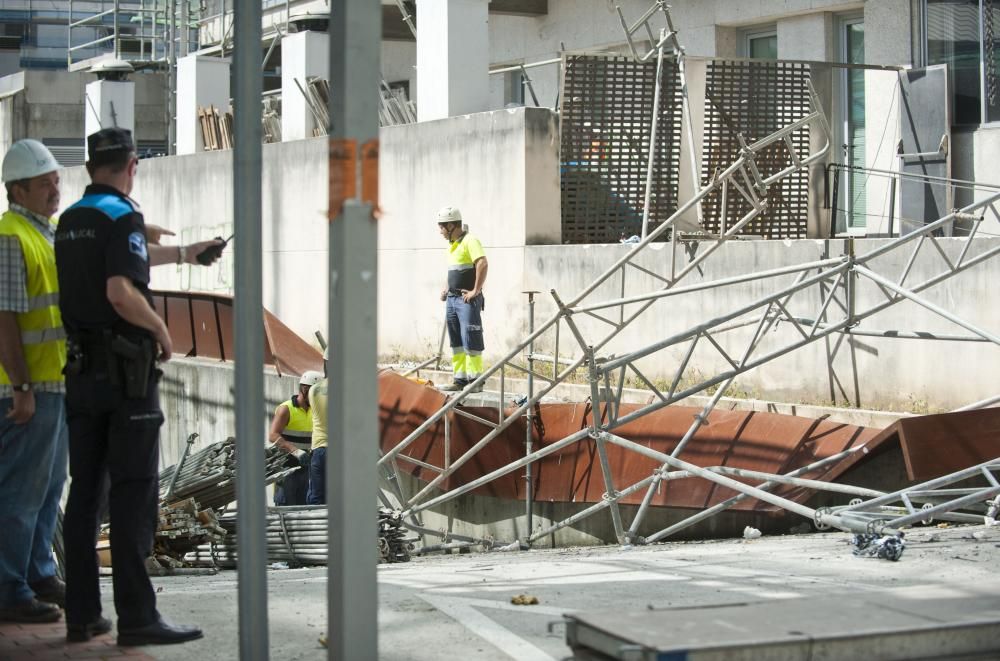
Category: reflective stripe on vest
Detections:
[{"x1": 0, "y1": 210, "x2": 65, "y2": 386}]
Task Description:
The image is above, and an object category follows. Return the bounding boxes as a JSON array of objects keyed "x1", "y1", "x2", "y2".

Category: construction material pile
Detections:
[
  {"x1": 378, "y1": 507, "x2": 412, "y2": 563},
  {"x1": 158, "y1": 437, "x2": 299, "y2": 512},
  {"x1": 184, "y1": 506, "x2": 414, "y2": 567},
  {"x1": 150, "y1": 498, "x2": 227, "y2": 570}
]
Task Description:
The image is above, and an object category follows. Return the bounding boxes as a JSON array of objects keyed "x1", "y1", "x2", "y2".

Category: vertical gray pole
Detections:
[
  {"x1": 524, "y1": 291, "x2": 537, "y2": 538},
  {"x1": 166, "y1": 0, "x2": 176, "y2": 155},
  {"x1": 328, "y1": 1, "x2": 380, "y2": 659},
  {"x1": 233, "y1": 0, "x2": 267, "y2": 658}
]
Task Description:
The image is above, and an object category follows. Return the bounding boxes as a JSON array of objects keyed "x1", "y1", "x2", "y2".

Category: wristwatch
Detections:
[
  {"x1": 11, "y1": 383, "x2": 31, "y2": 393},
  {"x1": 176, "y1": 245, "x2": 187, "y2": 264}
]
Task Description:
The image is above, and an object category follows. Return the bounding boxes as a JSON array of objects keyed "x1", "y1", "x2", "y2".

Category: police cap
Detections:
[{"x1": 87, "y1": 128, "x2": 135, "y2": 167}]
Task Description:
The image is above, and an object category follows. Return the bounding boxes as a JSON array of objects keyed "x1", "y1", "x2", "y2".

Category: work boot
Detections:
[
  {"x1": 467, "y1": 381, "x2": 484, "y2": 393},
  {"x1": 0, "y1": 598, "x2": 62, "y2": 623},
  {"x1": 439, "y1": 382, "x2": 466, "y2": 392},
  {"x1": 67, "y1": 616, "x2": 113, "y2": 643},
  {"x1": 30, "y1": 576, "x2": 66, "y2": 609},
  {"x1": 117, "y1": 616, "x2": 203, "y2": 646}
]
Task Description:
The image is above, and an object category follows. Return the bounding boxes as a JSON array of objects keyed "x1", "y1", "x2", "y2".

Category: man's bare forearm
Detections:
[{"x1": 0, "y1": 312, "x2": 29, "y2": 385}]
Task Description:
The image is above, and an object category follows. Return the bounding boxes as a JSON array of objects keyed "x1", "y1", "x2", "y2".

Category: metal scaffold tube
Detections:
[
  {"x1": 328, "y1": 0, "x2": 380, "y2": 658},
  {"x1": 373, "y1": 1, "x2": 1000, "y2": 554},
  {"x1": 233, "y1": 0, "x2": 266, "y2": 656}
]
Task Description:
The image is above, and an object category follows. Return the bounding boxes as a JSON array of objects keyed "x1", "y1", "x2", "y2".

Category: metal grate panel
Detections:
[
  {"x1": 559, "y1": 54, "x2": 682, "y2": 244},
  {"x1": 701, "y1": 61, "x2": 811, "y2": 238}
]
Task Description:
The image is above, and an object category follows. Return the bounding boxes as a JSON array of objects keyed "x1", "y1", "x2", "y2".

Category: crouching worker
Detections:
[{"x1": 268, "y1": 370, "x2": 323, "y2": 505}]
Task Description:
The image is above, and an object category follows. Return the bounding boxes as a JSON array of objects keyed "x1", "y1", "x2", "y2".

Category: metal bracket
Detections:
[{"x1": 897, "y1": 134, "x2": 949, "y2": 162}]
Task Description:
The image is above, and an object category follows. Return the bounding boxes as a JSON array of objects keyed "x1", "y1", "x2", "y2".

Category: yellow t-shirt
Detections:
[{"x1": 309, "y1": 379, "x2": 328, "y2": 450}]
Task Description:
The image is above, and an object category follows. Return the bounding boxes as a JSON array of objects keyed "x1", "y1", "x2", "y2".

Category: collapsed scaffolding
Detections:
[{"x1": 379, "y1": 1, "x2": 1000, "y2": 554}]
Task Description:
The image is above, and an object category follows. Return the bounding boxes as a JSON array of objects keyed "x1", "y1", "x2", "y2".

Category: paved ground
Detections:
[{"x1": 2, "y1": 523, "x2": 998, "y2": 660}]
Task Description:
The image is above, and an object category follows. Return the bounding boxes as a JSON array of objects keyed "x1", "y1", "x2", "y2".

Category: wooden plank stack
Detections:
[{"x1": 198, "y1": 105, "x2": 233, "y2": 150}]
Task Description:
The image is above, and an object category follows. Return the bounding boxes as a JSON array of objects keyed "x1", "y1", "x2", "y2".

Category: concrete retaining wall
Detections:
[{"x1": 57, "y1": 106, "x2": 1000, "y2": 412}]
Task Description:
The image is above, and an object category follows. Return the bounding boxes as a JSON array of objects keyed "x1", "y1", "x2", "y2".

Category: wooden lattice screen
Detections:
[
  {"x1": 559, "y1": 54, "x2": 683, "y2": 244},
  {"x1": 701, "y1": 61, "x2": 812, "y2": 238}
]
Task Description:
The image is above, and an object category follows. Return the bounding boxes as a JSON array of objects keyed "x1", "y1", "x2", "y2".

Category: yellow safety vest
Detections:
[
  {"x1": 279, "y1": 397, "x2": 312, "y2": 449},
  {"x1": 0, "y1": 210, "x2": 65, "y2": 386},
  {"x1": 446, "y1": 233, "x2": 485, "y2": 292}
]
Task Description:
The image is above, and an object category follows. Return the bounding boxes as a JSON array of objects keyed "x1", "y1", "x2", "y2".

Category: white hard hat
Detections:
[
  {"x1": 436, "y1": 206, "x2": 462, "y2": 224},
  {"x1": 2, "y1": 139, "x2": 61, "y2": 184},
  {"x1": 300, "y1": 370, "x2": 323, "y2": 387}
]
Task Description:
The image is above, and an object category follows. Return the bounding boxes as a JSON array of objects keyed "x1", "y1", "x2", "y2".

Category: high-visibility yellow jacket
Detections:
[
  {"x1": 0, "y1": 209, "x2": 65, "y2": 387},
  {"x1": 278, "y1": 396, "x2": 312, "y2": 449}
]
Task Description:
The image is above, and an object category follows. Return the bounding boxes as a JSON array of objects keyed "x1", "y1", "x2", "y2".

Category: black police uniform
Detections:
[{"x1": 55, "y1": 181, "x2": 163, "y2": 631}]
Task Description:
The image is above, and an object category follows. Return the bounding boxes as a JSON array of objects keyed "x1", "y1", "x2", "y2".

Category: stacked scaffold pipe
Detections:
[
  {"x1": 158, "y1": 435, "x2": 299, "y2": 512},
  {"x1": 183, "y1": 506, "x2": 414, "y2": 567}
]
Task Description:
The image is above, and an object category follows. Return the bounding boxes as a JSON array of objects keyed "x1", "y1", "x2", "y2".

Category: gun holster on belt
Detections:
[
  {"x1": 64, "y1": 338, "x2": 87, "y2": 376},
  {"x1": 110, "y1": 335, "x2": 155, "y2": 399}
]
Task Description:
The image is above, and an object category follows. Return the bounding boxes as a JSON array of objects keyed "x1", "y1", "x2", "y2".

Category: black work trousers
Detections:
[{"x1": 63, "y1": 367, "x2": 163, "y2": 629}]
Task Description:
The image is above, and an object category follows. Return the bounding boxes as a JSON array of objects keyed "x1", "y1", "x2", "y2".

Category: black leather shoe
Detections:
[
  {"x1": 0, "y1": 598, "x2": 62, "y2": 623},
  {"x1": 67, "y1": 616, "x2": 113, "y2": 643},
  {"x1": 29, "y1": 576, "x2": 66, "y2": 609},
  {"x1": 117, "y1": 617, "x2": 203, "y2": 646}
]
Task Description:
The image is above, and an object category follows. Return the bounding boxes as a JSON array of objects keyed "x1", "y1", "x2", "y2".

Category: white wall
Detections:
[
  {"x1": 281, "y1": 31, "x2": 329, "y2": 141},
  {"x1": 176, "y1": 56, "x2": 231, "y2": 154},
  {"x1": 57, "y1": 106, "x2": 1000, "y2": 413},
  {"x1": 416, "y1": 0, "x2": 490, "y2": 120},
  {"x1": 58, "y1": 106, "x2": 561, "y2": 354}
]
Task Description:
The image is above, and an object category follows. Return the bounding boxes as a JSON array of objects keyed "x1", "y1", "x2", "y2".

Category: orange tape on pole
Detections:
[
  {"x1": 328, "y1": 138, "x2": 357, "y2": 221},
  {"x1": 360, "y1": 139, "x2": 380, "y2": 219}
]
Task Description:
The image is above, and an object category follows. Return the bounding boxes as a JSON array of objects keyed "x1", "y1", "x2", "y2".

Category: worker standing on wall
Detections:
[
  {"x1": 436, "y1": 207, "x2": 488, "y2": 392},
  {"x1": 0, "y1": 140, "x2": 68, "y2": 624},
  {"x1": 268, "y1": 370, "x2": 323, "y2": 506},
  {"x1": 55, "y1": 128, "x2": 224, "y2": 646}
]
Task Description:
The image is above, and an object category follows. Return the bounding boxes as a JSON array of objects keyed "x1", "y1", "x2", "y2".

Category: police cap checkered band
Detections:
[{"x1": 87, "y1": 128, "x2": 135, "y2": 164}]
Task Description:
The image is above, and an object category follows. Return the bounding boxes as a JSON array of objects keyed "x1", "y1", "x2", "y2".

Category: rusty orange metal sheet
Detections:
[
  {"x1": 375, "y1": 371, "x2": 898, "y2": 514},
  {"x1": 152, "y1": 291, "x2": 323, "y2": 376},
  {"x1": 873, "y1": 408, "x2": 1000, "y2": 481}
]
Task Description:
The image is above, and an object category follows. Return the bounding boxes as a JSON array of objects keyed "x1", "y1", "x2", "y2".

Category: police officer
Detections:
[
  {"x1": 268, "y1": 370, "x2": 323, "y2": 505},
  {"x1": 55, "y1": 128, "x2": 223, "y2": 646},
  {"x1": 436, "y1": 206, "x2": 488, "y2": 392}
]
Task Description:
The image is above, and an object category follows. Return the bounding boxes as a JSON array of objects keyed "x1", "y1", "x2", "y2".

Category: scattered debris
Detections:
[
  {"x1": 511, "y1": 594, "x2": 539, "y2": 605},
  {"x1": 378, "y1": 508, "x2": 414, "y2": 564},
  {"x1": 742, "y1": 526, "x2": 762, "y2": 540},
  {"x1": 851, "y1": 532, "x2": 906, "y2": 561},
  {"x1": 497, "y1": 540, "x2": 522, "y2": 552}
]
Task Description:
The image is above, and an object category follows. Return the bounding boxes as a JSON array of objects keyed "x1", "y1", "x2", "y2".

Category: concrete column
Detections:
[
  {"x1": 84, "y1": 80, "x2": 134, "y2": 139},
  {"x1": 281, "y1": 30, "x2": 329, "y2": 141},
  {"x1": 176, "y1": 55, "x2": 231, "y2": 154},
  {"x1": 416, "y1": 0, "x2": 489, "y2": 121},
  {"x1": 777, "y1": 13, "x2": 834, "y2": 62}
]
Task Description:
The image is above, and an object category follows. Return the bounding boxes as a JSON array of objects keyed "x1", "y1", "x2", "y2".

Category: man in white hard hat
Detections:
[
  {"x1": 437, "y1": 206, "x2": 488, "y2": 392},
  {"x1": 268, "y1": 370, "x2": 324, "y2": 505},
  {"x1": 0, "y1": 140, "x2": 69, "y2": 623}
]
